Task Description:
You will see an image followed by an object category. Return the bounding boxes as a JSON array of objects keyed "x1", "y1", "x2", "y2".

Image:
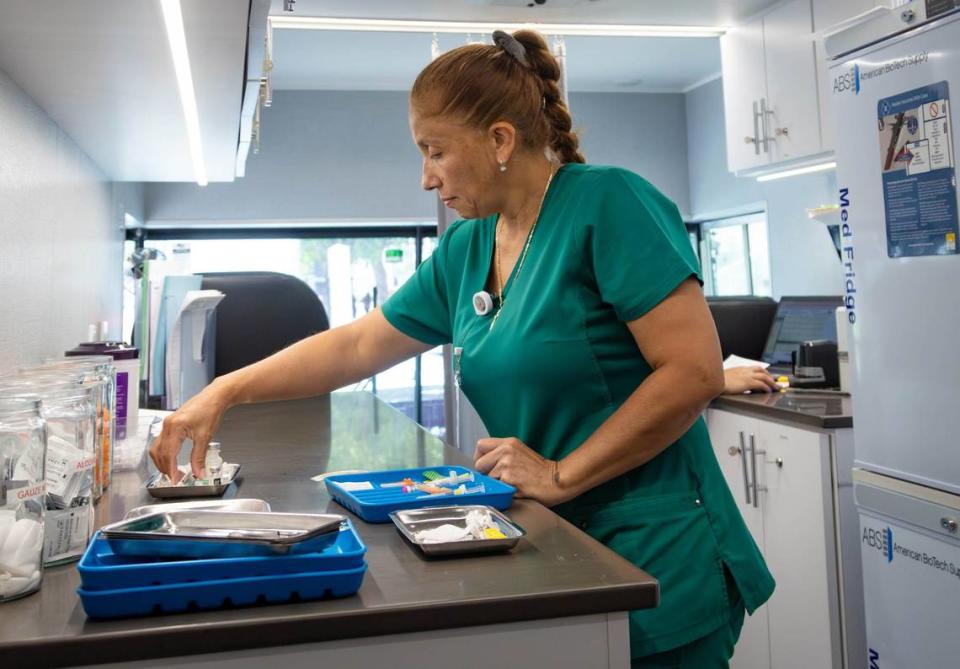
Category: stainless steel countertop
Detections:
[{"x1": 1, "y1": 393, "x2": 658, "y2": 667}]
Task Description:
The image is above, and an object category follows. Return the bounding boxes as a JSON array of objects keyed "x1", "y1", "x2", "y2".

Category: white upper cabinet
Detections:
[
  {"x1": 720, "y1": 19, "x2": 769, "y2": 172},
  {"x1": 763, "y1": 0, "x2": 822, "y2": 162},
  {"x1": 720, "y1": 0, "x2": 827, "y2": 174}
]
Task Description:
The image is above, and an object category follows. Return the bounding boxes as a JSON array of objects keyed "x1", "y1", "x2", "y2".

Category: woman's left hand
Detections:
[{"x1": 474, "y1": 437, "x2": 573, "y2": 507}]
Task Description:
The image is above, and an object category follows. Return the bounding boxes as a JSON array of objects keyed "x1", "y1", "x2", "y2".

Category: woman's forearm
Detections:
[{"x1": 557, "y1": 361, "x2": 722, "y2": 500}]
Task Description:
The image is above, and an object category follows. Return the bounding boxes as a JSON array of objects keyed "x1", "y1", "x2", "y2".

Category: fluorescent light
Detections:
[
  {"x1": 160, "y1": 0, "x2": 208, "y2": 186},
  {"x1": 268, "y1": 16, "x2": 725, "y2": 38},
  {"x1": 756, "y1": 161, "x2": 837, "y2": 182}
]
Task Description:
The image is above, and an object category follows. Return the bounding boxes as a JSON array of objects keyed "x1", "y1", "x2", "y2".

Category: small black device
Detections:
[
  {"x1": 796, "y1": 340, "x2": 840, "y2": 389},
  {"x1": 761, "y1": 296, "x2": 843, "y2": 377}
]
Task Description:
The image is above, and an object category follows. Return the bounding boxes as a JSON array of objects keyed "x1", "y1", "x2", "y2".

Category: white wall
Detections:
[
  {"x1": 685, "y1": 77, "x2": 842, "y2": 297},
  {"x1": 0, "y1": 68, "x2": 126, "y2": 371},
  {"x1": 571, "y1": 92, "x2": 690, "y2": 216},
  {"x1": 144, "y1": 89, "x2": 692, "y2": 224}
]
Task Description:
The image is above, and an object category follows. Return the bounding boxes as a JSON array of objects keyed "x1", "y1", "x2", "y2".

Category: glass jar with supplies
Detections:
[
  {"x1": 31, "y1": 356, "x2": 116, "y2": 495},
  {"x1": 0, "y1": 397, "x2": 47, "y2": 602},
  {"x1": 16, "y1": 365, "x2": 110, "y2": 501},
  {"x1": 64, "y1": 343, "x2": 139, "y2": 441},
  {"x1": 0, "y1": 382, "x2": 96, "y2": 566}
]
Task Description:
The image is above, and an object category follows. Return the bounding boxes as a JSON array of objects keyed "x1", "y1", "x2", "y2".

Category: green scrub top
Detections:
[{"x1": 382, "y1": 163, "x2": 774, "y2": 658}]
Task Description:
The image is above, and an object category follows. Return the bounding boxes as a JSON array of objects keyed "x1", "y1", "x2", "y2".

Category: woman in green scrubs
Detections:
[{"x1": 151, "y1": 29, "x2": 773, "y2": 668}]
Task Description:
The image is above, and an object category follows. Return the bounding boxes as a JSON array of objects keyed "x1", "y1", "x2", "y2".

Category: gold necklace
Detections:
[{"x1": 491, "y1": 163, "x2": 556, "y2": 330}]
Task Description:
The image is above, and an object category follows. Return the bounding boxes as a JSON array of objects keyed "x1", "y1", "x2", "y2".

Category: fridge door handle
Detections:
[{"x1": 738, "y1": 431, "x2": 752, "y2": 505}]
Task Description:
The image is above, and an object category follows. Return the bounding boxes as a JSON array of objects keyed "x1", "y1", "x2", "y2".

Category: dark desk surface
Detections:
[
  {"x1": 711, "y1": 391, "x2": 853, "y2": 429},
  {"x1": 2, "y1": 393, "x2": 657, "y2": 668}
]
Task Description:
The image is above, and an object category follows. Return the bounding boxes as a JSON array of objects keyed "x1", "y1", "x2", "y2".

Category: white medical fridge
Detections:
[{"x1": 826, "y1": 2, "x2": 960, "y2": 666}]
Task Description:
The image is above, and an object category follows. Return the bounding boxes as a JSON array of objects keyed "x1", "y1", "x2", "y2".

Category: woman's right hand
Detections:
[
  {"x1": 148, "y1": 379, "x2": 235, "y2": 483},
  {"x1": 723, "y1": 366, "x2": 779, "y2": 394}
]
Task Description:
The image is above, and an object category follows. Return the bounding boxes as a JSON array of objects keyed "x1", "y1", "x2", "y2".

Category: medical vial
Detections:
[{"x1": 205, "y1": 442, "x2": 223, "y2": 481}]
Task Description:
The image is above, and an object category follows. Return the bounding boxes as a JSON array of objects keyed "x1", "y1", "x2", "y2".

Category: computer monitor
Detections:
[{"x1": 761, "y1": 296, "x2": 843, "y2": 367}]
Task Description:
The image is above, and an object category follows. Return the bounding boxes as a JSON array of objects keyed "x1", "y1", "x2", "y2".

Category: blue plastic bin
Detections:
[
  {"x1": 78, "y1": 565, "x2": 366, "y2": 619},
  {"x1": 324, "y1": 466, "x2": 515, "y2": 522},
  {"x1": 78, "y1": 520, "x2": 366, "y2": 591}
]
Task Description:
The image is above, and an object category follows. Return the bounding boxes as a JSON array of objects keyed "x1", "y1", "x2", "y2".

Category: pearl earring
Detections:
[{"x1": 499, "y1": 160, "x2": 507, "y2": 173}]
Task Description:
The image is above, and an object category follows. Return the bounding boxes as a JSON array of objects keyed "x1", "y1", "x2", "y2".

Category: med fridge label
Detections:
[{"x1": 877, "y1": 81, "x2": 958, "y2": 257}]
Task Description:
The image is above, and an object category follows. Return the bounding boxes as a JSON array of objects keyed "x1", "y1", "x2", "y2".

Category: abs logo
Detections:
[
  {"x1": 862, "y1": 525, "x2": 894, "y2": 562},
  {"x1": 833, "y1": 64, "x2": 861, "y2": 95}
]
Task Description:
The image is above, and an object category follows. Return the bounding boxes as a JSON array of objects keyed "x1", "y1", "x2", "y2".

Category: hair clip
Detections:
[{"x1": 493, "y1": 30, "x2": 530, "y2": 68}]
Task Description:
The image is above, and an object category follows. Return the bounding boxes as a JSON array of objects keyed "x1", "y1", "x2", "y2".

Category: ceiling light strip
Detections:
[
  {"x1": 756, "y1": 161, "x2": 837, "y2": 182},
  {"x1": 268, "y1": 16, "x2": 725, "y2": 38},
  {"x1": 160, "y1": 0, "x2": 208, "y2": 186}
]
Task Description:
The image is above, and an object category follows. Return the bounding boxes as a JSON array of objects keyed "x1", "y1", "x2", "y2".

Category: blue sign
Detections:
[{"x1": 877, "y1": 81, "x2": 958, "y2": 257}]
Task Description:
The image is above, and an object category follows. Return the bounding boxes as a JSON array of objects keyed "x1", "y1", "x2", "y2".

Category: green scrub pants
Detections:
[{"x1": 631, "y1": 572, "x2": 746, "y2": 669}]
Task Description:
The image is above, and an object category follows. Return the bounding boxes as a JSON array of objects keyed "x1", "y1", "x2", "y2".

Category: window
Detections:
[
  {"x1": 701, "y1": 213, "x2": 771, "y2": 297},
  {"x1": 126, "y1": 226, "x2": 444, "y2": 436}
]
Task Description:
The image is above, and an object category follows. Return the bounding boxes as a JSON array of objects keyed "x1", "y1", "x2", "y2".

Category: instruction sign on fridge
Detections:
[{"x1": 877, "y1": 81, "x2": 958, "y2": 257}]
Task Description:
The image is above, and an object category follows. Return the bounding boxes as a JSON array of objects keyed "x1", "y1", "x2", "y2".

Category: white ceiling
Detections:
[
  {"x1": 270, "y1": 30, "x2": 722, "y2": 93},
  {"x1": 0, "y1": 0, "x2": 775, "y2": 183},
  {"x1": 0, "y1": 0, "x2": 250, "y2": 182},
  {"x1": 266, "y1": 0, "x2": 781, "y2": 93},
  {"x1": 270, "y1": 0, "x2": 777, "y2": 26}
]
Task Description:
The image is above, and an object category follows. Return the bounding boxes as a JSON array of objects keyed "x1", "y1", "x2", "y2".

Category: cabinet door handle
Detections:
[
  {"x1": 759, "y1": 97, "x2": 774, "y2": 153},
  {"x1": 749, "y1": 433, "x2": 767, "y2": 508},
  {"x1": 738, "y1": 431, "x2": 751, "y2": 505},
  {"x1": 751, "y1": 101, "x2": 761, "y2": 156}
]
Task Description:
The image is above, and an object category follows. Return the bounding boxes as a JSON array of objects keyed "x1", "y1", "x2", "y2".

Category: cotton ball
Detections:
[
  {"x1": 0, "y1": 571, "x2": 40, "y2": 599},
  {"x1": 0, "y1": 510, "x2": 15, "y2": 548},
  {"x1": 0, "y1": 518, "x2": 42, "y2": 578}
]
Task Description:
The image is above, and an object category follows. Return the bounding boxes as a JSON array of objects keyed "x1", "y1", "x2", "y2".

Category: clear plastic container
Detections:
[
  {"x1": 0, "y1": 397, "x2": 46, "y2": 602},
  {"x1": 0, "y1": 382, "x2": 96, "y2": 565}
]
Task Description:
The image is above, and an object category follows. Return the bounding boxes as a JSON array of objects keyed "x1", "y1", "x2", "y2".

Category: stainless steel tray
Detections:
[
  {"x1": 389, "y1": 505, "x2": 525, "y2": 557},
  {"x1": 145, "y1": 463, "x2": 241, "y2": 499},
  {"x1": 101, "y1": 510, "x2": 346, "y2": 558},
  {"x1": 124, "y1": 498, "x2": 271, "y2": 519}
]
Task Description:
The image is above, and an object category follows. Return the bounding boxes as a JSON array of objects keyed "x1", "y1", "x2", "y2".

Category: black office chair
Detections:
[
  {"x1": 199, "y1": 272, "x2": 330, "y2": 376},
  {"x1": 707, "y1": 296, "x2": 778, "y2": 361}
]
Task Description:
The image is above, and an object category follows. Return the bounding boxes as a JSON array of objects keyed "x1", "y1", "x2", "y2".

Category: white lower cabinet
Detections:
[
  {"x1": 709, "y1": 410, "x2": 771, "y2": 668},
  {"x1": 707, "y1": 408, "x2": 852, "y2": 669}
]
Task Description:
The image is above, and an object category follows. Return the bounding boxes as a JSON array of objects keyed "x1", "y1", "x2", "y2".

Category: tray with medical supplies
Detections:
[
  {"x1": 324, "y1": 465, "x2": 515, "y2": 523},
  {"x1": 98, "y1": 510, "x2": 346, "y2": 559},
  {"x1": 145, "y1": 462, "x2": 241, "y2": 499},
  {"x1": 389, "y1": 505, "x2": 525, "y2": 557},
  {"x1": 76, "y1": 519, "x2": 367, "y2": 619}
]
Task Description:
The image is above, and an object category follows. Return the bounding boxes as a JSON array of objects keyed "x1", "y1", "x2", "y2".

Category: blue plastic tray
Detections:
[
  {"x1": 324, "y1": 466, "x2": 515, "y2": 523},
  {"x1": 78, "y1": 521, "x2": 367, "y2": 591},
  {"x1": 78, "y1": 565, "x2": 366, "y2": 619}
]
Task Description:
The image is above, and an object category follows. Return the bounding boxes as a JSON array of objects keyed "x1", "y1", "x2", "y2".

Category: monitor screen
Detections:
[{"x1": 761, "y1": 296, "x2": 843, "y2": 366}]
